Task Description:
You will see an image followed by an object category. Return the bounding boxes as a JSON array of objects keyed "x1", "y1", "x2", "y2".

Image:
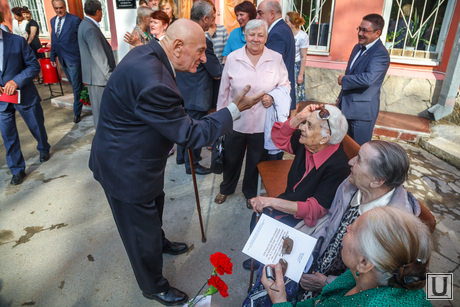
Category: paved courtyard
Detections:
[{"x1": 0, "y1": 83, "x2": 458, "y2": 306}]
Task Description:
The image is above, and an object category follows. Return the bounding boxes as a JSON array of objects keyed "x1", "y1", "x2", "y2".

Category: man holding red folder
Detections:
[{"x1": 0, "y1": 29, "x2": 50, "y2": 185}]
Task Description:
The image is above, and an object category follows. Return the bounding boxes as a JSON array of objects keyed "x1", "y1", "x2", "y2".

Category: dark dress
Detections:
[{"x1": 26, "y1": 19, "x2": 44, "y2": 58}]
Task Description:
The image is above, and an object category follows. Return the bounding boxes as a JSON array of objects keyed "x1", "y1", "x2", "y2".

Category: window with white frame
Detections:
[
  {"x1": 80, "y1": 0, "x2": 112, "y2": 38},
  {"x1": 382, "y1": 0, "x2": 454, "y2": 64},
  {"x1": 289, "y1": 0, "x2": 335, "y2": 52},
  {"x1": 8, "y1": 0, "x2": 49, "y2": 36}
]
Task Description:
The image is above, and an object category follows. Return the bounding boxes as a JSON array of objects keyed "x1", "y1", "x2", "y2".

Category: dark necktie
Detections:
[
  {"x1": 56, "y1": 17, "x2": 62, "y2": 37},
  {"x1": 358, "y1": 46, "x2": 366, "y2": 58}
]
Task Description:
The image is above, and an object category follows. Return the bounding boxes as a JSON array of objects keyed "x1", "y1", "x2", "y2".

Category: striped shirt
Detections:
[{"x1": 206, "y1": 24, "x2": 228, "y2": 64}]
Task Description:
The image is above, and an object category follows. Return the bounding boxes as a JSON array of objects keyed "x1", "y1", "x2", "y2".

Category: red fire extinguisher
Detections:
[{"x1": 37, "y1": 45, "x2": 60, "y2": 84}]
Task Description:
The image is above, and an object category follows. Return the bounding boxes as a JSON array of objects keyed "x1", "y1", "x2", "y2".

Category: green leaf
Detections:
[{"x1": 204, "y1": 285, "x2": 218, "y2": 296}]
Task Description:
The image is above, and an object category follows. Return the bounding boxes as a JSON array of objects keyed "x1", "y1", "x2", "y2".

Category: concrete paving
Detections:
[{"x1": 0, "y1": 83, "x2": 459, "y2": 307}]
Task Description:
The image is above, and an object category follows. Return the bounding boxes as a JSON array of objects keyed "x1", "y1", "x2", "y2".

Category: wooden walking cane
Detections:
[
  {"x1": 188, "y1": 149, "x2": 207, "y2": 243},
  {"x1": 248, "y1": 212, "x2": 260, "y2": 292}
]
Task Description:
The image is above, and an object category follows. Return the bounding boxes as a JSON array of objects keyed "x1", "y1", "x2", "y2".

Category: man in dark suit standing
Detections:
[
  {"x1": 50, "y1": 0, "x2": 84, "y2": 124},
  {"x1": 0, "y1": 29, "x2": 50, "y2": 185},
  {"x1": 257, "y1": 0, "x2": 295, "y2": 112},
  {"x1": 176, "y1": 0, "x2": 222, "y2": 175},
  {"x1": 337, "y1": 14, "x2": 390, "y2": 145},
  {"x1": 89, "y1": 19, "x2": 263, "y2": 305},
  {"x1": 78, "y1": 0, "x2": 116, "y2": 128}
]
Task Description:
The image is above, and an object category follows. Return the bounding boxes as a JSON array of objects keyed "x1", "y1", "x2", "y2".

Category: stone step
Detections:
[
  {"x1": 419, "y1": 124, "x2": 460, "y2": 170},
  {"x1": 51, "y1": 93, "x2": 92, "y2": 113},
  {"x1": 374, "y1": 110, "x2": 430, "y2": 143}
]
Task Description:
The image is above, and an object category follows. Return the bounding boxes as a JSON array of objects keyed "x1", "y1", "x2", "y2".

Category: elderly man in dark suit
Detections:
[
  {"x1": 89, "y1": 19, "x2": 263, "y2": 305},
  {"x1": 78, "y1": 0, "x2": 116, "y2": 128},
  {"x1": 0, "y1": 29, "x2": 50, "y2": 185},
  {"x1": 337, "y1": 14, "x2": 390, "y2": 145},
  {"x1": 176, "y1": 0, "x2": 222, "y2": 175},
  {"x1": 50, "y1": 0, "x2": 84, "y2": 124},
  {"x1": 257, "y1": 0, "x2": 295, "y2": 113}
]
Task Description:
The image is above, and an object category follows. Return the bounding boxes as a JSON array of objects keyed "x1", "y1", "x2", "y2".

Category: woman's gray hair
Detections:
[
  {"x1": 138, "y1": 6, "x2": 153, "y2": 21},
  {"x1": 316, "y1": 105, "x2": 348, "y2": 145},
  {"x1": 367, "y1": 140, "x2": 409, "y2": 189},
  {"x1": 356, "y1": 207, "x2": 431, "y2": 287},
  {"x1": 244, "y1": 19, "x2": 268, "y2": 34}
]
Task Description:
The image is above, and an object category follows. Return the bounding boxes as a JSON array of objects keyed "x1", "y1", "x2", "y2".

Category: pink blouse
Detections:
[{"x1": 217, "y1": 46, "x2": 290, "y2": 134}]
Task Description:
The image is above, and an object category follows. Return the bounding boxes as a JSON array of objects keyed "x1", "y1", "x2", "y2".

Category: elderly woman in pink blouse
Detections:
[{"x1": 214, "y1": 19, "x2": 291, "y2": 208}]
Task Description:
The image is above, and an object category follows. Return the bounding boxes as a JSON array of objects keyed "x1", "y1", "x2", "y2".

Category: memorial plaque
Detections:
[{"x1": 116, "y1": 0, "x2": 136, "y2": 9}]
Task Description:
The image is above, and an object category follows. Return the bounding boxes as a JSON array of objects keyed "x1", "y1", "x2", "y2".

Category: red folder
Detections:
[{"x1": 0, "y1": 90, "x2": 21, "y2": 104}]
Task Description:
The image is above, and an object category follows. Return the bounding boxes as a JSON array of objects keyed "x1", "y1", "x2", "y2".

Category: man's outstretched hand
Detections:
[{"x1": 232, "y1": 85, "x2": 265, "y2": 112}]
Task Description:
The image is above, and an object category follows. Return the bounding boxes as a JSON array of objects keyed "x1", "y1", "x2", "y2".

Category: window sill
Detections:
[{"x1": 389, "y1": 56, "x2": 439, "y2": 66}]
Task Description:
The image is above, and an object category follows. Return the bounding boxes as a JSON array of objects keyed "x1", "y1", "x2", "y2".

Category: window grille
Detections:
[
  {"x1": 383, "y1": 0, "x2": 451, "y2": 62},
  {"x1": 289, "y1": 0, "x2": 335, "y2": 52}
]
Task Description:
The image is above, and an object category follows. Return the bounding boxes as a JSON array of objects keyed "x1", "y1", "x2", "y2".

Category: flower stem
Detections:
[{"x1": 188, "y1": 280, "x2": 208, "y2": 306}]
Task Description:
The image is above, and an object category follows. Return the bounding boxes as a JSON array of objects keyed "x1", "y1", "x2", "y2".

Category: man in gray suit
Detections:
[{"x1": 78, "y1": 0, "x2": 116, "y2": 128}]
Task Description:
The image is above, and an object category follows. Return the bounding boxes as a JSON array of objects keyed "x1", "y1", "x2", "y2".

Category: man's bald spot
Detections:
[
  {"x1": 264, "y1": 0, "x2": 281, "y2": 14},
  {"x1": 163, "y1": 18, "x2": 205, "y2": 46}
]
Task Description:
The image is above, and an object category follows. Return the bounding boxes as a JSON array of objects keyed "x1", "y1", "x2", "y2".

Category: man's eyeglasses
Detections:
[
  {"x1": 356, "y1": 27, "x2": 378, "y2": 33},
  {"x1": 318, "y1": 106, "x2": 331, "y2": 135}
]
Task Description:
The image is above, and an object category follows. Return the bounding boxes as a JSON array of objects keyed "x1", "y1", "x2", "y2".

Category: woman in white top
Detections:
[
  {"x1": 286, "y1": 12, "x2": 309, "y2": 114},
  {"x1": 12, "y1": 7, "x2": 28, "y2": 38}
]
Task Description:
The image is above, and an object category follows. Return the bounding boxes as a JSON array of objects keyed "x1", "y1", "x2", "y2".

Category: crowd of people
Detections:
[{"x1": 1, "y1": 0, "x2": 433, "y2": 306}]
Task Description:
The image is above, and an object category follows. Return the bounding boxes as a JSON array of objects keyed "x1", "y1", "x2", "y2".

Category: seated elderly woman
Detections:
[
  {"x1": 244, "y1": 140, "x2": 420, "y2": 306},
  {"x1": 262, "y1": 206, "x2": 432, "y2": 306},
  {"x1": 215, "y1": 19, "x2": 291, "y2": 207},
  {"x1": 244, "y1": 104, "x2": 349, "y2": 270}
]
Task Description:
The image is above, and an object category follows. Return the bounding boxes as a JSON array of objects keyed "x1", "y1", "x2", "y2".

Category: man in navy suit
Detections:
[
  {"x1": 0, "y1": 30, "x2": 50, "y2": 185},
  {"x1": 50, "y1": 0, "x2": 84, "y2": 124},
  {"x1": 337, "y1": 14, "x2": 390, "y2": 145},
  {"x1": 89, "y1": 19, "x2": 263, "y2": 305},
  {"x1": 176, "y1": 0, "x2": 222, "y2": 175},
  {"x1": 257, "y1": 0, "x2": 295, "y2": 112}
]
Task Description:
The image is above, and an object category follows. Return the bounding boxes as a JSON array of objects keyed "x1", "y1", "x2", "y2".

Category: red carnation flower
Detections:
[
  {"x1": 210, "y1": 252, "x2": 233, "y2": 275},
  {"x1": 207, "y1": 275, "x2": 229, "y2": 298}
]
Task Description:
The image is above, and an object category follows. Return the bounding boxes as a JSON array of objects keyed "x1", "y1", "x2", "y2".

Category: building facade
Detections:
[{"x1": 2, "y1": 0, "x2": 459, "y2": 117}]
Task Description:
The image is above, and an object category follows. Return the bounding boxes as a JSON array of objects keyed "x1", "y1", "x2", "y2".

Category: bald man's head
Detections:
[
  {"x1": 161, "y1": 19, "x2": 207, "y2": 73},
  {"x1": 257, "y1": 0, "x2": 281, "y2": 27}
]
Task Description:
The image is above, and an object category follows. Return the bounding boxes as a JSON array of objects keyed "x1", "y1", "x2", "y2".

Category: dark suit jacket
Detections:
[
  {"x1": 0, "y1": 30, "x2": 40, "y2": 111},
  {"x1": 176, "y1": 38, "x2": 222, "y2": 112},
  {"x1": 266, "y1": 19, "x2": 295, "y2": 109},
  {"x1": 338, "y1": 39, "x2": 390, "y2": 122},
  {"x1": 50, "y1": 13, "x2": 82, "y2": 66},
  {"x1": 89, "y1": 39, "x2": 233, "y2": 203}
]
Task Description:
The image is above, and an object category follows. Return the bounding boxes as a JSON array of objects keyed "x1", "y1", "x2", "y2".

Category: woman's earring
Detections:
[{"x1": 355, "y1": 271, "x2": 360, "y2": 276}]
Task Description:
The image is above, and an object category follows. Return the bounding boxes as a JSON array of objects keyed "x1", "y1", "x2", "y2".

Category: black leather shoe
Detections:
[
  {"x1": 163, "y1": 242, "x2": 189, "y2": 255},
  {"x1": 143, "y1": 287, "x2": 188, "y2": 306},
  {"x1": 186, "y1": 164, "x2": 211, "y2": 175},
  {"x1": 176, "y1": 159, "x2": 185, "y2": 165},
  {"x1": 243, "y1": 258, "x2": 260, "y2": 271},
  {"x1": 40, "y1": 151, "x2": 50, "y2": 162},
  {"x1": 11, "y1": 170, "x2": 26, "y2": 185},
  {"x1": 74, "y1": 115, "x2": 81, "y2": 123}
]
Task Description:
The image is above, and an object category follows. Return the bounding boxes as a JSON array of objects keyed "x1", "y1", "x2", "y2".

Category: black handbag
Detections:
[{"x1": 210, "y1": 136, "x2": 225, "y2": 174}]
